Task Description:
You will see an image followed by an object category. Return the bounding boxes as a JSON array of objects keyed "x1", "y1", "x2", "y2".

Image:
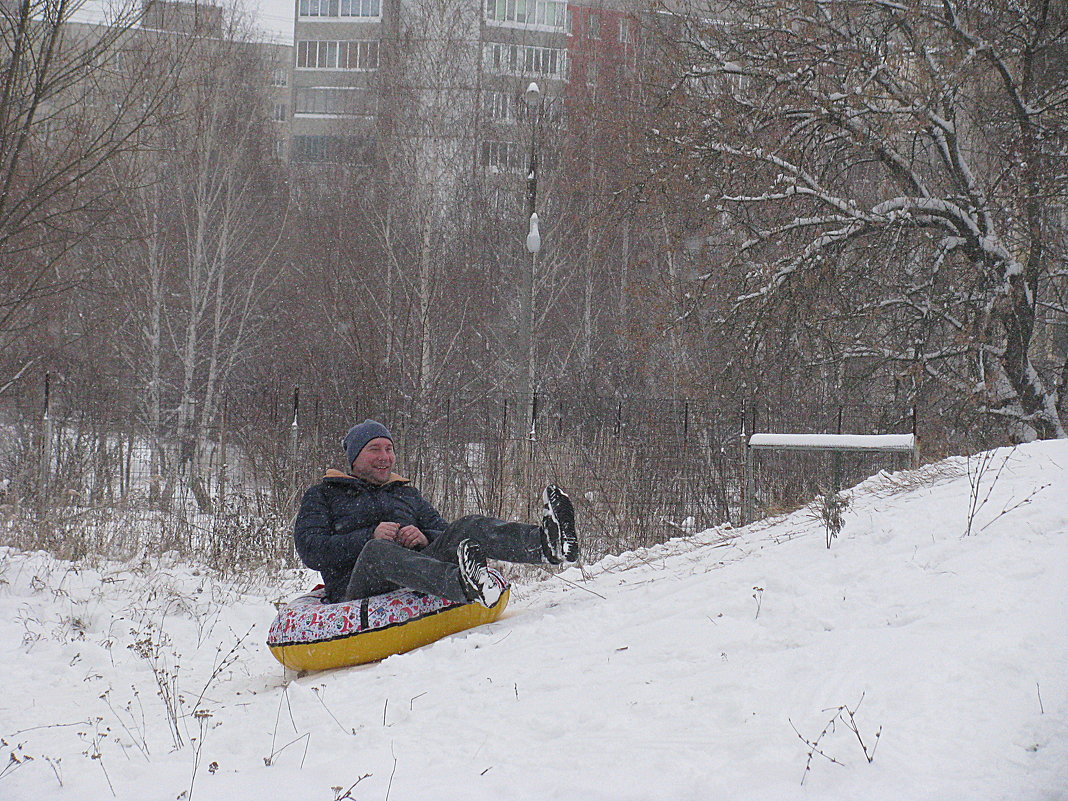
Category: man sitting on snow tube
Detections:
[{"x1": 294, "y1": 419, "x2": 580, "y2": 608}]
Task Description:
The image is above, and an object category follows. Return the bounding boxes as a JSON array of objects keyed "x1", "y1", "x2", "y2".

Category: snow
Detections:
[
  {"x1": 748, "y1": 433, "x2": 916, "y2": 451},
  {"x1": 2, "y1": 441, "x2": 1067, "y2": 800}
]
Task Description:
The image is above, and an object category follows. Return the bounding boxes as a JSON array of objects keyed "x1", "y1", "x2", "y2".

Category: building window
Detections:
[
  {"x1": 294, "y1": 86, "x2": 370, "y2": 116},
  {"x1": 483, "y1": 43, "x2": 566, "y2": 78},
  {"x1": 293, "y1": 135, "x2": 327, "y2": 162},
  {"x1": 272, "y1": 67, "x2": 289, "y2": 86},
  {"x1": 585, "y1": 12, "x2": 600, "y2": 39},
  {"x1": 296, "y1": 40, "x2": 380, "y2": 70},
  {"x1": 480, "y1": 140, "x2": 524, "y2": 172},
  {"x1": 485, "y1": 0, "x2": 566, "y2": 30},
  {"x1": 489, "y1": 187, "x2": 520, "y2": 216},
  {"x1": 292, "y1": 134, "x2": 375, "y2": 164},
  {"x1": 299, "y1": 0, "x2": 381, "y2": 17},
  {"x1": 618, "y1": 16, "x2": 633, "y2": 43},
  {"x1": 272, "y1": 103, "x2": 288, "y2": 121},
  {"x1": 484, "y1": 89, "x2": 517, "y2": 122}
]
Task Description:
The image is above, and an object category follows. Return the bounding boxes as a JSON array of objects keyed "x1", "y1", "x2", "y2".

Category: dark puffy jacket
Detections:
[{"x1": 294, "y1": 469, "x2": 450, "y2": 603}]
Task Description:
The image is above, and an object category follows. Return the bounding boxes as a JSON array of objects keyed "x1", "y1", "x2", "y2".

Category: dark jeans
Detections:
[{"x1": 343, "y1": 515, "x2": 545, "y2": 602}]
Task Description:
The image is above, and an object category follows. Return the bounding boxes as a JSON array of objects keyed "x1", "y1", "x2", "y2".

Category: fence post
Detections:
[
  {"x1": 743, "y1": 438, "x2": 754, "y2": 526},
  {"x1": 738, "y1": 400, "x2": 748, "y2": 525},
  {"x1": 124, "y1": 423, "x2": 133, "y2": 500},
  {"x1": 496, "y1": 397, "x2": 508, "y2": 518},
  {"x1": 217, "y1": 396, "x2": 228, "y2": 513},
  {"x1": 524, "y1": 391, "x2": 539, "y2": 521},
  {"x1": 39, "y1": 372, "x2": 53, "y2": 515},
  {"x1": 289, "y1": 385, "x2": 300, "y2": 501},
  {"x1": 832, "y1": 406, "x2": 844, "y2": 497},
  {"x1": 911, "y1": 405, "x2": 920, "y2": 469},
  {"x1": 314, "y1": 396, "x2": 321, "y2": 456},
  {"x1": 527, "y1": 390, "x2": 538, "y2": 462}
]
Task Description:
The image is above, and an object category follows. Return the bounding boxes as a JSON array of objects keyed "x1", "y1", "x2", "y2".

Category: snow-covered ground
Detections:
[{"x1": 2, "y1": 441, "x2": 1066, "y2": 800}]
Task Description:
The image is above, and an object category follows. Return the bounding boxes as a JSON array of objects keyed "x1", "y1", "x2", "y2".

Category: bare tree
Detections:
[
  {"x1": 366, "y1": 0, "x2": 487, "y2": 402},
  {"x1": 105, "y1": 10, "x2": 288, "y2": 508},
  {"x1": 0, "y1": 0, "x2": 184, "y2": 392},
  {"x1": 649, "y1": 0, "x2": 1068, "y2": 438}
]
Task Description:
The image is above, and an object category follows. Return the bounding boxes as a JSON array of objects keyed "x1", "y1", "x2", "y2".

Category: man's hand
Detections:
[
  {"x1": 373, "y1": 522, "x2": 427, "y2": 549},
  {"x1": 396, "y1": 525, "x2": 427, "y2": 549},
  {"x1": 373, "y1": 522, "x2": 400, "y2": 541}
]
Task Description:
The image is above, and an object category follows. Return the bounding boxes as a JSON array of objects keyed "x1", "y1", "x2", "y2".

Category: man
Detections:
[{"x1": 294, "y1": 419, "x2": 579, "y2": 607}]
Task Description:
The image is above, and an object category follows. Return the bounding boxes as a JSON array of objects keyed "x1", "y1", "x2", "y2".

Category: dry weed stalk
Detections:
[
  {"x1": 790, "y1": 694, "x2": 881, "y2": 786},
  {"x1": 332, "y1": 773, "x2": 372, "y2": 801},
  {"x1": 963, "y1": 447, "x2": 1048, "y2": 537}
]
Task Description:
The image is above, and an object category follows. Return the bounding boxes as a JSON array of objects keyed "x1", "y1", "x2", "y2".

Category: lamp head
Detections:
[
  {"x1": 525, "y1": 81, "x2": 541, "y2": 108},
  {"x1": 526, "y1": 213, "x2": 541, "y2": 253}
]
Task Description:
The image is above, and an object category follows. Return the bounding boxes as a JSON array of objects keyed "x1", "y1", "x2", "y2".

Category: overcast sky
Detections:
[
  {"x1": 250, "y1": 0, "x2": 294, "y2": 41},
  {"x1": 68, "y1": 0, "x2": 296, "y2": 42}
]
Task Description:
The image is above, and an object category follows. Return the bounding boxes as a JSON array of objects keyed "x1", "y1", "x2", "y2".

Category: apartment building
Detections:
[
  {"x1": 12, "y1": 1, "x2": 296, "y2": 160},
  {"x1": 140, "y1": 1, "x2": 294, "y2": 158},
  {"x1": 287, "y1": 0, "x2": 382, "y2": 163},
  {"x1": 287, "y1": 0, "x2": 641, "y2": 171}
]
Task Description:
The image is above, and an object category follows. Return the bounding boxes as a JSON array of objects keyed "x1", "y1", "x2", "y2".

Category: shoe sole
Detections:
[
  {"x1": 458, "y1": 540, "x2": 502, "y2": 608},
  {"x1": 542, "y1": 485, "x2": 578, "y2": 563}
]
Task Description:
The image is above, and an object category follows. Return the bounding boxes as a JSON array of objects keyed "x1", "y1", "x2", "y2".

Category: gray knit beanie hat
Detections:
[{"x1": 342, "y1": 419, "x2": 393, "y2": 465}]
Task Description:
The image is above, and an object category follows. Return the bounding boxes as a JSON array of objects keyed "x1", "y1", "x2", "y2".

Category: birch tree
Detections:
[
  {"x1": 370, "y1": 0, "x2": 485, "y2": 402},
  {"x1": 107, "y1": 13, "x2": 287, "y2": 508},
  {"x1": 0, "y1": 0, "x2": 182, "y2": 392},
  {"x1": 653, "y1": 0, "x2": 1068, "y2": 438}
]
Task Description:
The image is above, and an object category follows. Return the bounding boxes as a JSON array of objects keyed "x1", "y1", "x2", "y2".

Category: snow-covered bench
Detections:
[{"x1": 743, "y1": 433, "x2": 919, "y2": 524}]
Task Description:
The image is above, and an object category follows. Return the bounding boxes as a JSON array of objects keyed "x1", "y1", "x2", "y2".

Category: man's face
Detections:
[{"x1": 351, "y1": 437, "x2": 395, "y2": 485}]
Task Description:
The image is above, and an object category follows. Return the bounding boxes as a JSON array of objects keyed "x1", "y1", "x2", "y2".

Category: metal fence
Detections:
[{"x1": 0, "y1": 375, "x2": 926, "y2": 568}]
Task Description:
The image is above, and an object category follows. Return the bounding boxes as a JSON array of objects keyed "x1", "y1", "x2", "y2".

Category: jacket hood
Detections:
[{"x1": 322, "y1": 468, "x2": 409, "y2": 485}]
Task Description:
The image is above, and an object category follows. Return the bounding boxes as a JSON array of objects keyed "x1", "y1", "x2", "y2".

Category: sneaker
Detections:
[
  {"x1": 457, "y1": 539, "x2": 502, "y2": 608},
  {"x1": 541, "y1": 484, "x2": 579, "y2": 564}
]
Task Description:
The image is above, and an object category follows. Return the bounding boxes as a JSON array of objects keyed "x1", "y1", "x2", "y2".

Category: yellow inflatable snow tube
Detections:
[{"x1": 267, "y1": 571, "x2": 509, "y2": 672}]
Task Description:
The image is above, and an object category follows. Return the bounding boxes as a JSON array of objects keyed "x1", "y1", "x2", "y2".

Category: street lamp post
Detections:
[{"x1": 521, "y1": 81, "x2": 542, "y2": 448}]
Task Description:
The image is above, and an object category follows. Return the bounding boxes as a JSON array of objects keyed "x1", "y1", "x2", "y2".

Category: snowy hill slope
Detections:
[{"x1": 1, "y1": 442, "x2": 1066, "y2": 800}]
